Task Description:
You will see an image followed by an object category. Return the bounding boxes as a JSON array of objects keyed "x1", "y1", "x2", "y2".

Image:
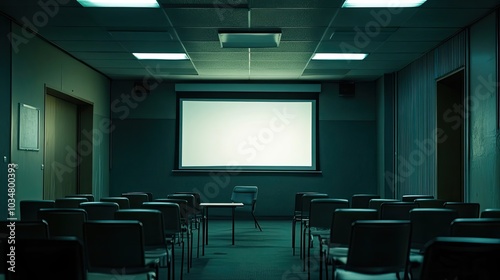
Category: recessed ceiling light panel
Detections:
[
  {"x1": 312, "y1": 53, "x2": 368, "y2": 60},
  {"x1": 342, "y1": 0, "x2": 426, "y2": 8},
  {"x1": 77, "y1": 0, "x2": 160, "y2": 8},
  {"x1": 133, "y1": 53, "x2": 189, "y2": 60}
]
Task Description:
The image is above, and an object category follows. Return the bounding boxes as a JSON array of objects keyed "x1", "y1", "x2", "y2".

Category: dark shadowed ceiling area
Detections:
[{"x1": 1, "y1": 0, "x2": 499, "y2": 81}]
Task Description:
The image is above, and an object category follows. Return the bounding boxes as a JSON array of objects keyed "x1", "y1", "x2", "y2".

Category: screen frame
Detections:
[{"x1": 175, "y1": 91, "x2": 320, "y2": 173}]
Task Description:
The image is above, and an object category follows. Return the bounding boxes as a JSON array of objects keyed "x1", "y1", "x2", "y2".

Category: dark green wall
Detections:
[
  {"x1": 109, "y1": 81, "x2": 378, "y2": 217},
  {"x1": 0, "y1": 17, "x2": 11, "y2": 220}
]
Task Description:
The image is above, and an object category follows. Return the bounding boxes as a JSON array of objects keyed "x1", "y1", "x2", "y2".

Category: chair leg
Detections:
[
  {"x1": 300, "y1": 220, "x2": 303, "y2": 260},
  {"x1": 303, "y1": 224, "x2": 307, "y2": 271},
  {"x1": 307, "y1": 230, "x2": 311, "y2": 279},
  {"x1": 251, "y1": 212, "x2": 262, "y2": 231},
  {"x1": 292, "y1": 219, "x2": 296, "y2": 255},
  {"x1": 180, "y1": 240, "x2": 184, "y2": 280}
]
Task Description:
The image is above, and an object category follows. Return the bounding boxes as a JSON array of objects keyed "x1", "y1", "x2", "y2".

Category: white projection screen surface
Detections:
[{"x1": 179, "y1": 99, "x2": 317, "y2": 171}]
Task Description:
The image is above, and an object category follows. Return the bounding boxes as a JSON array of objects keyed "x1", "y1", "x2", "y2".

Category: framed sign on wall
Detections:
[{"x1": 18, "y1": 103, "x2": 40, "y2": 151}]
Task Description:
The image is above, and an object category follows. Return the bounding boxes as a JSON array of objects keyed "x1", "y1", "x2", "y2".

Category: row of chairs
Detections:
[
  {"x1": 14, "y1": 191, "x2": 204, "y2": 280},
  {"x1": 323, "y1": 209, "x2": 500, "y2": 279},
  {"x1": 293, "y1": 192, "x2": 499, "y2": 280},
  {"x1": 0, "y1": 218, "x2": 168, "y2": 279}
]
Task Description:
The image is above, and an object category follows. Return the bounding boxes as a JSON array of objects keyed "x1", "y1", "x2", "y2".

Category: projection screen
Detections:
[{"x1": 178, "y1": 98, "x2": 317, "y2": 171}]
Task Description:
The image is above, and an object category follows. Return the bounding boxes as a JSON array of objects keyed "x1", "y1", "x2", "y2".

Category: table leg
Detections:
[
  {"x1": 202, "y1": 207, "x2": 206, "y2": 256},
  {"x1": 232, "y1": 206, "x2": 235, "y2": 245}
]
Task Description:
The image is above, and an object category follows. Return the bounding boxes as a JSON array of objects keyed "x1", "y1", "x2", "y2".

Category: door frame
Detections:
[{"x1": 43, "y1": 85, "x2": 94, "y2": 198}]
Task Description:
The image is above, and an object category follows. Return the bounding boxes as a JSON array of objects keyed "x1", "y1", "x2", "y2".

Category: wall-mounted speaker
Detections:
[{"x1": 339, "y1": 82, "x2": 355, "y2": 97}]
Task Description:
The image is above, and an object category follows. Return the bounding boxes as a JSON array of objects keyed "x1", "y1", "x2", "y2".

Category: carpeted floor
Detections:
[{"x1": 174, "y1": 219, "x2": 320, "y2": 280}]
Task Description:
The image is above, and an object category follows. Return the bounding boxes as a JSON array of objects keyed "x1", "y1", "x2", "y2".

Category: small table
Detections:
[{"x1": 200, "y1": 202, "x2": 244, "y2": 256}]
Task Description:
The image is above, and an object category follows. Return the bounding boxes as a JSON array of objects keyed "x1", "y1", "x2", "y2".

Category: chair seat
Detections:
[
  {"x1": 334, "y1": 269, "x2": 405, "y2": 280},
  {"x1": 88, "y1": 271, "x2": 155, "y2": 280},
  {"x1": 327, "y1": 247, "x2": 349, "y2": 259}
]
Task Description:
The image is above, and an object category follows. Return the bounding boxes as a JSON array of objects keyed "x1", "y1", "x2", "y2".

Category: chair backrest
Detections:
[
  {"x1": 4, "y1": 237, "x2": 86, "y2": 280},
  {"x1": 379, "y1": 201, "x2": 418, "y2": 220},
  {"x1": 420, "y1": 237, "x2": 500, "y2": 280},
  {"x1": 367, "y1": 198, "x2": 399, "y2": 213},
  {"x1": 167, "y1": 193, "x2": 196, "y2": 217},
  {"x1": 409, "y1": 208, "x2": 458, "y2": 251},
  {"x1": 80, "y1": 202, "x2": 119, "y2": 220},
  {"x1": 66, "y1": 194, "x2": 95, "y2": 202},
  {"x1": 294, "y1": 192, "x2": 319, "y2": 214},
  {"x1": 231, "y1": 186, "x2": 258, "y2": 206},
  {"x1": 100, "y1": 196, "x2": 130, "y2": 209},
  {"x1": 142, "y1": 202, "x2": 182, "y2": 236},
  {"x1": 401, "y1": 194, "x2": 434, "y2": 202},
  {"x1": 20, "y1": 200, "x2": 55, "y2": 221},
  {"x1": 55, "y1": 197, "x2": 88, "y2": 208},
  {"x1": 83, "y1": 220, "x2": 149, "y2": 272},
  {"x1": 301, "y1": 193, "x2": 328, "y2": 218},
  {"x1": 451, "y1": 218, "x2": 500, "y2": 238},
  {"x1": 154, "y1": 198, "x2": 189, "y2": 224},
  {"x1": 481, "y1": 208, "x2": 500, "y2": 218},
  {"x1": 0, "y1": 220, "x2": 49, "y2": 239},
  {"x1": 122, "y1": 191, "x2": 153, "y2": 201},
  {"x1": 350, "y1": 194, "x2": 380, "y2": 208},
  {"x1": 115, "y1": 209, "x2": 166, "y2": 248},
  {"x1": 175, "y1": 191, "x2": 202, "y2": 214},
  {"x1": 308, "y1": 198, "x2": 349, "y2": 230},
  {"x1": 121, "y1": 193, "x2": 150, "y2": 208},
  {"x1": 444, "y1": 202, "x2": 480, "y2": 218},
  {"x1": 414, "y1": 198, "x2": 446, "y2": 208},
  {"x1": 329, "y1": 208, "x2": 378, "y2": 247},
  {"x1": 38, "y1": 208, "x2": 87, "y2": 241},
  {"x1": 344, "y1": 220, "x2": 411, "y2": 275}
]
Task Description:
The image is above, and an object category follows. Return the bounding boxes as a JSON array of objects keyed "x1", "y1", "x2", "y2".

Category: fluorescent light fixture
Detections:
[
  {"x1": 218, "y1": 29, "x2": 282, "y2": 48},
  {"x1": 342, "y1": 0, "x2": 426, "y2": 8},
  {"x1": 77, "y1": 0, "x2": 159, "y2": 8},
  {"x1": 133, "y1": 53, "x2": 189, "y2": 60},
  {"x1": 312, "y1": 53, "x2": 368, "y2": 60}
]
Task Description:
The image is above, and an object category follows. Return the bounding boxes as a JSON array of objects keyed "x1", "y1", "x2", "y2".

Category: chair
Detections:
[
  {"x1": 481, "y1": 208, "x2": 500, "y2": 218},
  {"x1": 379, "y1": 202, "x2": 418, "y2": 220},
  {"x1": 230, "y1": 186, "x2": 262, "y2": 231},
  {"x1": 292, "y1": 191, "x2": 319, "y2": 256},
  {"x1": 37, "y1": 208, "x2": 87, "y2": 242},
  {"x1": 66, "y1": 193, "x2": 95, "y2": 202},
  {"x1": 323, "y1": 209, "x2": 378, "y2": 280},
  {"x1": 159, "y1": 197, "x2": 194, "y2": 269},
  {"x1": 0, "y1": 220, "x2": 49, "y2": 239},
  {"x1": 401, "y1": 194, "x2": 434, "y2": 202},
  {"x1": 55, "y1": 197, "x2": 88, "y2": 208},
  {"x1": 83, "y1": 220, "x2": 159, "y2": 280},
  {"x1": 175, "y1": 191, "x2": 204, "y2": 258},
  {"x1": 451, "y1": 218, "x2": 500, "y2": 238},
  {"x1": 80, "y1": 201, "x2": 119, "y2": 220},
  {"x1": 414, "y1": 198, "x2": 446, "y2": 208},
  {"x1": 3, "y1": 237, "x2": 86, "y2": 280},
  {"x1": 409, "y1": 208, "x2": 458, "y2": 251},
  {"x1": 332, "y1": 220, "x2": 412, "y2": 280},
  {"x1": 100, "y1": 196, "x2": 130, "y2": 209},
  {"x1": 350, "y1": 194, "x2": 380, "y2": 208},
  {"x1": 115, "y1": 209, "x2": 172, "y2": 279},
  {"x1": 305, "y1": 198, "x2": 349, "y2": 278},
  {"x1": 20, "y1": 200, "x2": 55, "y2": 221},
  {"x1": 142, "y1": 202, "x2": 185, "y2": 280},
  {"x1": 420, "y1": 237, "x2": 500, "y2": 280},
  {"x1": 408, "y1": 208, "x2": 458, "y2": 279},
  {"x1": 299, "y1": 193, "x2": 329, "y2": 259},
  {"x1": 122, "y1": 193, "x2": 150, "y2": 208},
  {"x1": 444, "y1": 202, "x2": 480, "y2": 218}
]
